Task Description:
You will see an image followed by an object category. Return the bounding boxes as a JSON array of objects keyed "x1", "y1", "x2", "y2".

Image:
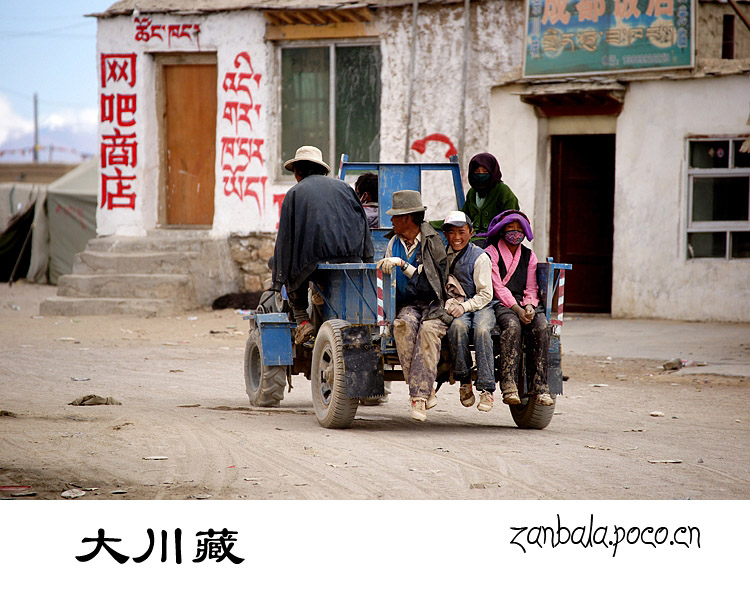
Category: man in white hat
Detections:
[
  {"x1": 441, "y1": 210, "x2": 497, "y2": 412},
  {"x1": 376, "y1": 190, "x2": 452, "y2": 422},
  {"x1": 271, "y1": 146, "x2": 373, "y2": 344}
]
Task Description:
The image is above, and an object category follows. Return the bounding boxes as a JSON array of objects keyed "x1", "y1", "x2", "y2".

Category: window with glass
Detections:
[
  {"x1": 687, "y1": 138, "x2": 750, "y2": 259},
  {"x1": 280, "y1": 42, "x2": 381, "y2": 175}
]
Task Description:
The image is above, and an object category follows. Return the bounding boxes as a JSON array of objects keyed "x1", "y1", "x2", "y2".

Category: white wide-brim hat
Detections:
[{"x1": 283, "y1": 145, "x2": 331, "y2": 174}]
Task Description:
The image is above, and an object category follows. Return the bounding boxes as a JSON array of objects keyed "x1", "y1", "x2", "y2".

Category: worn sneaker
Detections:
[
  {"x1": 294, "y1": 321, "x2": 315, "y2": 345},
  {"x1": 425, "y1": 392, "x2": 438, "y2": 410},
  {"x1": 502, "y1": 390, "x2": 521, "y2": 405},
  {"x1": 459, "y1": 383, "x2": 475, "y2": 407},
  {"x1": 477, "y1": 391, "x2": 494, "y2": 412},
  {"x1": 535, "y1": 393, "x2": 554, "y2": 406},
  {"x1": 410, "y1": 398, "x2": 427, "y2": 422}
]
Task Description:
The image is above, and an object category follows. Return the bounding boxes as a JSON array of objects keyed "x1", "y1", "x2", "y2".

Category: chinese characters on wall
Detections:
[
  {"x1": 524, "y1": 0, "x2": 693, "y2": 76},
  {"x1": 100, "y1": 53, "x2": 138, "y2": 210}
]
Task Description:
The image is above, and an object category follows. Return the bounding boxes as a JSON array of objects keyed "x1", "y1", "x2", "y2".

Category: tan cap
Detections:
[{"x1": 386, "y1": 190, "x2": 427, "y2": 216}]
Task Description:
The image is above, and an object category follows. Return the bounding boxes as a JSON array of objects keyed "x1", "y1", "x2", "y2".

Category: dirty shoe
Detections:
[
  {"x1": 425, "y1": 391, "x2": 438, "y2": 410},
  {"x1": 477, "y1": 391, "x2": 494, "y2": 412},
  {"x1": 459, "y1": 383, "x2": 475, "y2": 407},
  {"x1": 535, "y1": 393, "x2": 554, "y2": 406},
  {"x1": 502, "y1": 389, "x2": 521, "y2": 405},
  {"x1": 410, "y1": 397, "x2": 427, "y2": 422},
  {"x1": 294, "y1": 321, "x2": 315, "y2": 345}
]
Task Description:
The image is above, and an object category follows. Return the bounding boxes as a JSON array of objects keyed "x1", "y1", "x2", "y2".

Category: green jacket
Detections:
[{"x1": 462, "y1": 182, "x2": 519, "y2": 236}]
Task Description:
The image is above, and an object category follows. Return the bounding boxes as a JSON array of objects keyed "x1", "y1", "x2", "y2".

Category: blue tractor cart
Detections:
[{"x1": 244, "y1": 156, "x2": 571, "y2": 429}]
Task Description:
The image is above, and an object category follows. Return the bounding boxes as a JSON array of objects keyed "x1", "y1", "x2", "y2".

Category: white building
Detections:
[
  {"x1": 489, "y1": 0, "x2": 750, "y2": 321},
  {"x1": 45, "y1": 0, "x2": 750, "y2": 321},
  {"x1": 36, "y1": 0, "x2": 528, "y2": 314}
]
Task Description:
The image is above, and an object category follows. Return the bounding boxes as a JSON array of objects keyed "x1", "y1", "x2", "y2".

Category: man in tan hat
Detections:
[
  {"x1": 272, "y1": 146, "x2": 373, "y2": 344},
  {"x1": 376, "y1": 190, "x2": 452, "y2": 422}
]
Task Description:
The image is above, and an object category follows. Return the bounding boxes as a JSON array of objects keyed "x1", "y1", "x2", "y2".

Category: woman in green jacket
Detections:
[{"x1": 462, "y1": 153, "x2": 519, "y2": 246}]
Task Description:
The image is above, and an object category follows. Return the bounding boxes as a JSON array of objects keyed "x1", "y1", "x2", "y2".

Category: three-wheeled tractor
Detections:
[{"x1": 244, "y1": 156, "x2": 571, "y2": 429}]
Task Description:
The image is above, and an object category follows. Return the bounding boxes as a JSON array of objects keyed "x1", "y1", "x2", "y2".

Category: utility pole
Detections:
[{"x1": 33, "y1": 93, "x2": 39, "y2": 163}]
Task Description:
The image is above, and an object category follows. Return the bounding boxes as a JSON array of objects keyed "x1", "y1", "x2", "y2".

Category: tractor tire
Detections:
[
  {"x1": 509, "y1": 394, "x2": 555, "y2": 430},
  {"x1": 311, "y1": 319, "x2": 358, "y2": 429},
  {"x1": 244, "y1": 327, "x2": 286, "y2": 407}
]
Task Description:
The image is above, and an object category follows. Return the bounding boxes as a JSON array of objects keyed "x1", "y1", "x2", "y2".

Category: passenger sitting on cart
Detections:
[
  {"x1": 271, "y1": 145, "x2": 374, "y2": 345},
  {"x1": 355, "y1": 173, "x2": 379, "y2": 230},
  {"x1": 461, "y1": 153, "x2": 519, "y2": 246},
  {"x1": 441, "y1": 211, "x2": 497, "y2": 412},
  {"x1": 483, "y1": 210, "x2": 553, "y2": 407},
  {"x1": 376, "y1": 190, "x2": 452, "y2": 422}
]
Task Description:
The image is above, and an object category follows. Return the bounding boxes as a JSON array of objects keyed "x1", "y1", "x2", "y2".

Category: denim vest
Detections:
[{"x1": 449, "y1": 243, "x2": 487, "y2": 298}]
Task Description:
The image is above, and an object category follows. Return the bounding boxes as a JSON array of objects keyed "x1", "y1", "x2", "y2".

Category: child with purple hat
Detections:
[{"x1": 483, "y1": 210, "x2": 553, "y2": 407}]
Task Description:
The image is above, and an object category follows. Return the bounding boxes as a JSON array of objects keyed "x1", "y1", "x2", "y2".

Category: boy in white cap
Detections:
[
  {"x1": 376, "y1": 190, "x2": 452, "y2": 422},
  {"x1": 442, "y1": 211, "x2": 497, "y2": 411},
  {"x1": 271, "y1": 146, "x2": 373, "y2": 344}
]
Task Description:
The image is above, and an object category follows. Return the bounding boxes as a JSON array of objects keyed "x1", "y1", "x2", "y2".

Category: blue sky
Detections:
[{"x1": 0, "y1": 1, "x2": 113, "y2": 162}]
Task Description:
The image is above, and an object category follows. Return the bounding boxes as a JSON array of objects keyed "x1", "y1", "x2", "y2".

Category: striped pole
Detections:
[
  {"x1": 551, "y1": 271, "x2": 566, "y2": 328},
  {"x1": 376, "y1": 269, "x2": 386, "y2": 334}
]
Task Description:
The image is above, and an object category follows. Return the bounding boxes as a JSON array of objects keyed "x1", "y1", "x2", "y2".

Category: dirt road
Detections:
[{"x1": 1, "y1": 282, "x2": 748, "y2": 500}]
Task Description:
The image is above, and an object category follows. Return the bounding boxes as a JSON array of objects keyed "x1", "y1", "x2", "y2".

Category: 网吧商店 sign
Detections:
[{"x1": 523, "y1": 0, "x2": 693, "y2": 77}]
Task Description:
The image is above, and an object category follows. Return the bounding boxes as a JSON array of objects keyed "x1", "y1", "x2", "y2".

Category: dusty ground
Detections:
[{"x1": 1, "y1": 281, "x2": 748, "y2": 500}]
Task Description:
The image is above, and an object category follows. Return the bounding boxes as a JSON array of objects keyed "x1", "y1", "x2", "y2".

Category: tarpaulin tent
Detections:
[
  {"x1": 0, "y1": 158, "x2": 97, "y2": 284},
  {"x1": 45, "y1": 158, "x2": 97, "y2": 284},
  {"x1": 0, "y1": 184, "x2": 46, "y2": 282}
]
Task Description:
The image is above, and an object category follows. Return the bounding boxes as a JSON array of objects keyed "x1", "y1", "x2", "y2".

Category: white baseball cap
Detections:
[{"x1": 442, "y1": 210, "x2": 473, "y2": 229}]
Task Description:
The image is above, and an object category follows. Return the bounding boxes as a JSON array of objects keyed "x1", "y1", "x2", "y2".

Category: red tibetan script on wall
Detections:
[
  {"x1": 100, "y1": 53, "x2": 138, "y2": 210},
  {"x1": 220, "y1": 52, "x2": 267, "y2": 217},
  {"x1": 134, "y1": 17, "x2": 201, "y2": 49}
]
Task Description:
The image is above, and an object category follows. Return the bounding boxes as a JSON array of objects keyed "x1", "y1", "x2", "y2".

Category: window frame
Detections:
[
  {"x1": 276, "y1": 37, "x2": 381, "y2": 181},
  {"x1": 686, "y1": 136, "x2": 750, "y2": 260}
]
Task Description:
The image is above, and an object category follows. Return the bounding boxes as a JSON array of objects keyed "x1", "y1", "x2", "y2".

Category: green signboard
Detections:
[{"x1": 523, "y1": 0, "x2": 694, "y2": 77}]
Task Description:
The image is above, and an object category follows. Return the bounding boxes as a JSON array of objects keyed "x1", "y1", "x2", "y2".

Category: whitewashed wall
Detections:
[
  {"x1": 96, "y1": 12, "x2": 274, "y2": 237},
  {"x1": 96, "y1": 0, "x2": 525, "y2": 237},
  {"x1": 379, "y1": 0, "x2": 525, "y2": 220},
  {"x1": 490, "y1": 74, "x2": 750, "y2": 322},
  {"x1": 614, "y1": 75, "x2": 750, "y2": 322}
]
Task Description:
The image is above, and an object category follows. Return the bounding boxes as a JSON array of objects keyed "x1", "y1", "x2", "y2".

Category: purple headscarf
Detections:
[{"x1": 484, "y1": 209, "x2": 534, "y2": 242}]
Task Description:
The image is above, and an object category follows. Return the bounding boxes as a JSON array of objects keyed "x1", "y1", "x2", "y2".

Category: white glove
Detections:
[{"x1": 376, "y1": 257, "x2": 404, "y2": 274}]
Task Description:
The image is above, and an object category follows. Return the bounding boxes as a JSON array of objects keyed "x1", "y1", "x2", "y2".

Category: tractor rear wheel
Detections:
[
  {"x1": 311, "y1": 320, "x2": 358, "y2": 428},
  {"x1": 509, "y1": 395, "x2": 555, "y2": 429}
]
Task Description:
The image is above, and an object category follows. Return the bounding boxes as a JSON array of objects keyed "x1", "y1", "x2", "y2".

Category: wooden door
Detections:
[
  {"x1": 550, "y1": 134, "x2": 615, "y2": 313},
  {"x1": 164, "y1": 63, "x2": 217, "y2": 225}
]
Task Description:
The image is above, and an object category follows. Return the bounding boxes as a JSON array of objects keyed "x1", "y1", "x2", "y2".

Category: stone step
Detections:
[
  {"x1": 40, "y1": 296, "x2": 176, "y2": 317},
  {"x1": 73, "y1": 250, "x2": 196, "y2": 275},
  {"x1": 87, "y1": 235, "x2": 214, "y2": 254},
  {"x1": 57, "y1": 273, "x2": 193, "y2": 302}
]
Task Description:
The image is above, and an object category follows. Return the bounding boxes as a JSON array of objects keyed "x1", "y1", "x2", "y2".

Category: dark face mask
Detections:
[{"x1": 469, "y1": 172, "x2": 491, "y2": 189}]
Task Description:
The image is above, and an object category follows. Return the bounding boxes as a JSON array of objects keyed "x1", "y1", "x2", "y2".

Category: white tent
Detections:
[
  {"x1": 45, "y1": 157, "x2": 97, "y2": 284},
  {"x1": 0, "y1": 158, "x2": 97, "y2": 284}
]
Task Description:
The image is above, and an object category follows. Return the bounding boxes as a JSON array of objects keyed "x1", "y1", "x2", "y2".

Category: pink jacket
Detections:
[{"x1": 485, "y1": 241, "x2": 539, "y2": 308}]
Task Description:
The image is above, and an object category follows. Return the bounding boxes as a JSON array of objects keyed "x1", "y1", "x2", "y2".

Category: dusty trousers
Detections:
[
  {"x1": 494, "y1": 305, "x2": 549, "y2": 396},
  {"x1": 393, "y1": 303, "x2": 448, "y2": 399}
]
